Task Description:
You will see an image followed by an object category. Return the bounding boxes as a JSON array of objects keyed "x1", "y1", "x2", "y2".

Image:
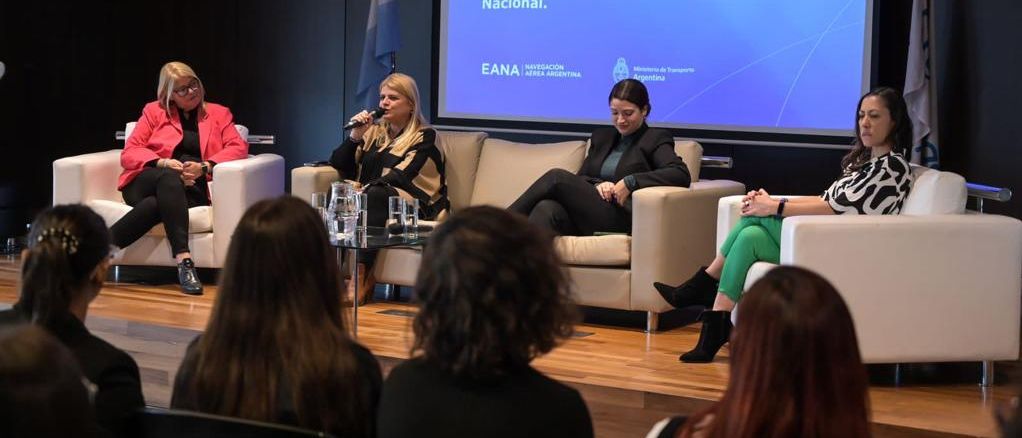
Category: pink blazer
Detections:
[{"x1": 118, "y1": 101, "x2": 249, "y2": 190}]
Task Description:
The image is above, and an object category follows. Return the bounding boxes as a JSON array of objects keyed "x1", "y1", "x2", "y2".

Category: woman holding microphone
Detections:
[{"x1": 329, "y1": 73, "x2": 447, "y2": 303}]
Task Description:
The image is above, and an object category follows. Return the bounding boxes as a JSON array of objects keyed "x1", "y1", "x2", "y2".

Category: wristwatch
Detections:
[
  {"x1": 776, "y1": 197, "x2": 788, "y2": 216},
  {"x1": 200, "y1": 162, "x2": 210, "y2": 176}
]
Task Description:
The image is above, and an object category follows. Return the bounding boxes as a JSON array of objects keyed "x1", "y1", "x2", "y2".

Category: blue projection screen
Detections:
[{"x1": 436, "y1": 0, "x2": 873, "y2": 140}]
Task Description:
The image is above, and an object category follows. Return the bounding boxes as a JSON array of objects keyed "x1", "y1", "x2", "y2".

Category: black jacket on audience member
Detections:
[
  {"x1": 0, "y1": 306, "x2": 145, "y2": 436},
  {"x1": 377, "y1": 357, "x2": 593, "y2": 438}
]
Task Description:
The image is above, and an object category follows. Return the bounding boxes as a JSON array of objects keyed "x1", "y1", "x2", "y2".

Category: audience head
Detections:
[
  {"x1": 842, "y1": 86, "x2": 913, "y2": 171},
  {"x1": 608, "y1": 78, "x2": 651, "y2": 136},
  {"x1": 19, "y1": 204, "x2": 111, "y2": 326},
  {"x1": 178, "y1": 196, "x2": 366, "y2": 434},
  {"x1": 682, "y1": 266, "x2": 870, "y2": 438},
  {"x1": 413, "y1": 206, "x2": 578, "y2": 381},
  {"x1": 157, "y1": 61, "x2": 205, "y2": 114},
  {"x1": 0, "y1": 324, "x2": 98, "y2": 437}
]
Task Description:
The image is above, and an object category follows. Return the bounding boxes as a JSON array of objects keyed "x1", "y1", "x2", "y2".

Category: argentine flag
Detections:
[
  {"x1": 904, "y1": 0, "x2": 940, "y2": 168},
  {"x1": 357, "y1": 0, "x2": 401, "y2": 110}
]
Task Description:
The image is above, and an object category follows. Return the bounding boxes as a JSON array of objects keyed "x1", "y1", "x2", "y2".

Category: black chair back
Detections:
[{"x1": 132, "y1": 407, "x2": 335, "y2": 437}]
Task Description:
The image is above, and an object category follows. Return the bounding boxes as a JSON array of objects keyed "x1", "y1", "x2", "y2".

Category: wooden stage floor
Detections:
[{"x1": 0, "y1": 257, "x2": 1011, "y2": 437}]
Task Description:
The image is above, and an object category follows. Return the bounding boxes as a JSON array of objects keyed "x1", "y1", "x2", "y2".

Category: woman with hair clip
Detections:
[
  {"x1": 171, "y1": 196, "x2": 382, "y2": 437},
  {"x1": 110, "y1": 61, "x2": 249, "y2": 295},
  {"x1": 0, "y1": 205, "x2": 144, "y2": 436},
  {"x1": 647, "y1": 266, "x2": 872, "y2": 438},
  {"x1": 654, "y1": 87, "x2": 914, "y2": 363},
  {"x1": 508, "y1": 78, "x2": 691, "y2": 236},
  {"x1": 330, "y1": 72, "x2": 447, "y2": 303},
  {"x1": 377, "y1": 206, "x2": 593, "y2": 438}
]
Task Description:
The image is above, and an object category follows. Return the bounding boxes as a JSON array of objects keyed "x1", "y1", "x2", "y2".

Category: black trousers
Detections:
[
  {"x1": 110, "y1": 167, "x2": 209, "y2": 257},
  {"x1": 507, "y1": 168, "x2": 630, "y2": 236}
]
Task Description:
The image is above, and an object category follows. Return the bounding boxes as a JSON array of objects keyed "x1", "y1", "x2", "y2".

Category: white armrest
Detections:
[
  {"x1": 53, "y1": 150, "x2": 123, "y2": 205},
  {"x1": 211, "y1": 154, "x2": 286, "y2": 266},
  {"x1": 715, "y1": 194, "x2": 810, "y2": 248},
  {"x1": 630, "y1": 180, "x2": 745, "y2": 311},
  {"x1": 781, "y1": 214, "x2": 1022, "y2": 362},
  {"x1": 291, "y1": 166, "x2": 341, "y2": 204}
]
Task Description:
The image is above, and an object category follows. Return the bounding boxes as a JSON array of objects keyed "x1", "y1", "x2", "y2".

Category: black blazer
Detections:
[
  {"x1": 0, "y1": 306, "x2": 145, "y2": 437},
  {"x1": 579, "y1": 125, "x2": 691, "y2": 189}
]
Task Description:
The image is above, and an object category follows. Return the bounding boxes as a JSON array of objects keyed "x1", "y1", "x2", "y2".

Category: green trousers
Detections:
[{"x1": 718, "y1": 216, "x2": 783, "y2": 302}]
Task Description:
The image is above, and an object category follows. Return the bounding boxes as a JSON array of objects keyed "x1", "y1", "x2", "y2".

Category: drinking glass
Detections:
[
  {"x1": 354, "y1": 191, "x2": 368, "y2": 232},
  {"x1": 404, "y1": 199, "x2": 420, "y2": 238},
  {"x1": 311, "y1": 192, "x2": 328, "y2": 223},
  {"x1": 387, "y1": 196, "x2": 407, "y2": 235}
]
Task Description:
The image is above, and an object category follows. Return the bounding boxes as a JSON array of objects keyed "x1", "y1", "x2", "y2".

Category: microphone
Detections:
[
  {"x1": 0, "y1": 62, "x2": 5, "y2": 80},
  {"x1": 343, "y1": 107, "x2": 386, "y2": 130}
]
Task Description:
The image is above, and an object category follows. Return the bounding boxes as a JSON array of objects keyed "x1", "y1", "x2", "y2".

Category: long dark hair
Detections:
[
  {"x1": 18, "y1": 205, "x2": 110, "y2": 326},
  {"x1": 412, "y1": 206, "x2": 578, "y2": 380},
  {"x1": 681, "y1": 267, "x2": 871, "y2": 438},
  {"x1": 0, "y1": 324, "x2": 98, "y2": 437},
  {"x1": 840, "y1": 86, "x2": 914, "y2": 172},
  {"x1": 609, "y1": 78, "x2": 651, "y2": 115},
  {"x1": 174, "y1": 196, "x2": 368, "y2": 436}
]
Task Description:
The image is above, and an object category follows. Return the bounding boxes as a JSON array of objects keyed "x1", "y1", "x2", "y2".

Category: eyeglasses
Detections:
[{"x1": 173, "y1": 80, "x2": 200, "y2": 97}]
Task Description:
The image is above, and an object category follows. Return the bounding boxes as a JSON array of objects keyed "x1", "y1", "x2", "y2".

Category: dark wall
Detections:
[
  {"x1": 937, "y1": 0, "x2": 1022, "y2": 218},
  {"x1": 0, "y1": 0, "x2": 347, "y2": 237}
]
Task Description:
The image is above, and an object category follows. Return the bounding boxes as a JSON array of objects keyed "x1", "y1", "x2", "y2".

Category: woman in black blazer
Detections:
[
  {"x1": 508, "y1": 79, "x2": 691, "y2": 235},
  {"x1": 0, "y1": 205, "x2": 144, "y2": 437}
]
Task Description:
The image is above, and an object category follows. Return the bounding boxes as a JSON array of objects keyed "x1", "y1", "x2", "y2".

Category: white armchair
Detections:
[
  {"x1": 52, "y1": 123, "x2": 285, "y2": 268},
  {"x1": 717, "y1": 166, "x2": 1022, "y2": 370}
]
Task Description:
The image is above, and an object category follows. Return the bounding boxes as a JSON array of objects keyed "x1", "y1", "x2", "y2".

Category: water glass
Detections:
[
  {"x1": 354, "y1": 191, "x2": 368, "y2": 232},
  {"x1": 404, "y1": 199, "x2": 420, "y2": 238},
  {"x1": 311, "y1": 191, "x2": 328, "y2": 223},
  {"x1": 388, "y1": 196, "x2": 407, "y2": 235}
]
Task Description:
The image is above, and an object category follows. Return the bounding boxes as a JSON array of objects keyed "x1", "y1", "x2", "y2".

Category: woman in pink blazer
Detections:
[{"x1": 110, "y1": 61, "x2": 248, "y2": 295}]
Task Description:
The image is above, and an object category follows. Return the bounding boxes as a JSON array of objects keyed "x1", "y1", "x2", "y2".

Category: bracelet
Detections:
[{"x1": 776, "y1": 197, "x2": 788, "y2": 216}]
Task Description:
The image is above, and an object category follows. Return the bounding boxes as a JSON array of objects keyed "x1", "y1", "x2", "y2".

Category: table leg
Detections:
[{"x1": 350, "y1": 248, "x2": 359, "y2": 336}]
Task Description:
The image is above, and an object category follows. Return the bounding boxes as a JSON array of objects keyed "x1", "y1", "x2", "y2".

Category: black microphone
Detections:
[{"x1": 343, "y1": 107, "x2": 386, "y2": 130}]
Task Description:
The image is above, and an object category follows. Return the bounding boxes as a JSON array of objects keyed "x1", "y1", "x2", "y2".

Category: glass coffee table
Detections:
[{"x1": 331, "y1": 226, "x2": 426, "y2": 335}]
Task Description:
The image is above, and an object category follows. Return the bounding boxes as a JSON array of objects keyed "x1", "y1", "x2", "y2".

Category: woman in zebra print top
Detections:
[{"x1": 654, "y1": 87, "x2": 914, "y2": 364}]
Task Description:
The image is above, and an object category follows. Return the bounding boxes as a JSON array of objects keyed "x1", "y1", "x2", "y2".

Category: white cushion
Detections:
[
  {"x1": 87, "y1": 199, "x2": 213, "y2": 236},
  {"x1": 902, "y1": 165, "x2": 967, "y2": 215},
  {"x1": 555, "y1": 235, "x2": 630, "y2": 266}
]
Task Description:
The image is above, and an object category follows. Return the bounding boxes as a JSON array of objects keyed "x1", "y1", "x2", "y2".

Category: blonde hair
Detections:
[
  {"x1": 156, "y1": 61, "x2": 206, "y2": 117},
  {"x1": 362, "y1": 73, "x2": 430, "y2": 156}
]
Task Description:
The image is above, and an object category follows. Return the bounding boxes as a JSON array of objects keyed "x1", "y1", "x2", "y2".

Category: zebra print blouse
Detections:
[{"x1": 822, "y1": 152, "x2": 912, "y2": 215}]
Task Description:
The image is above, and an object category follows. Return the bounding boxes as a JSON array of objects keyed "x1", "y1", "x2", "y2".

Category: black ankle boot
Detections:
[
  {"x1": 654, "y1": 266, "x2": 718, "y2": 309},
  {"x1": 680, "y1": 310, "x2": 732, "y2": 363},
  {"x1": 177, "y1": 258, "x2": 203, "y2": 296}
]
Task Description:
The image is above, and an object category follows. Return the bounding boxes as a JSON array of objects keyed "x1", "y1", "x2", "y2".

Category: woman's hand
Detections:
[
  {"x1": 181, "y1": 161, "x2": 203, "y2": 179},
  {"x1": 159, "y1": 158, "x2": 184, "y2": 172},
  {"x1": 595, "y1": 182, "x2": 615, "y2": 202},
  {"x1": 347, "y1": 110, "x2": 376, "y2": 142},
  {"x1": 741, "y1": 193, "x2": 779, "y2": 217},
  {"x1": 612, "y1": 180, "x2": 631, "y2": 206}
]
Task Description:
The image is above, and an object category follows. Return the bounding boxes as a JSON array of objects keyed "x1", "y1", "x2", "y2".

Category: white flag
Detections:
[{"x1": 904, "y1": 0, "x2": 940, "y2": 168}]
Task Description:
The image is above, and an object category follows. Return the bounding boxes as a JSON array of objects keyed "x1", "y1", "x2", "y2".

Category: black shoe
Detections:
[
  {"x1": 680, "y1": 310, "x2": 732, "y2": 363},
  {"x1": 177, "y1": 258, "x2": 203, "y2": 296},
  {"x1": 654, "y1": 266, "x2": 718, "y2": 309}
]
